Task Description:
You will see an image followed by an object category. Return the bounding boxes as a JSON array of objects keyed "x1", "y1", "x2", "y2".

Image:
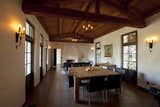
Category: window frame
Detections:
[
  {"x1": 121, "y1": 31, "x2": 138, "y2": 71},
  {"x1": 95, "y1": 42, "x2": 101, "y2": 64},
  {"x1": 25, "y1": 20, "x2": 35, "y2": 76}
]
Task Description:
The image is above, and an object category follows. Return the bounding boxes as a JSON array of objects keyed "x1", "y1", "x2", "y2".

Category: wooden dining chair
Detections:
[
  {"x1": 104, "y1": 74, "x2": 122, "y2": 100},
  {"x1": 85, "y1": 76, "x2": 106, "y2": 106}
]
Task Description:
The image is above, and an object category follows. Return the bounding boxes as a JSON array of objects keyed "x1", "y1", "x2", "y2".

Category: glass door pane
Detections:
[{"x1": 25, "y1": 41, "x2": 32, "y2": 76}]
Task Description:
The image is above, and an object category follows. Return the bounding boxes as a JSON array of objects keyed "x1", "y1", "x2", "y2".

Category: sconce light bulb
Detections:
[
  {"x1": 23, "y1": 27, "x2": 25, "y2": 31},
  {"x1": 82, "y1": 25, "x2": 85, "y2": 29}
]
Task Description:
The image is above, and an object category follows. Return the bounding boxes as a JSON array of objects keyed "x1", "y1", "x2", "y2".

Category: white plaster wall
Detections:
[
  {"x1": 50, "y1": 42, "x2": 95, "y2": 64},
  {"x1": 0, "y1": 0, "x2": 26, "y2": 107},
  {"x1": 0, "y1": 0, "x2": 49, "y2": 106},
  {"x1": 94, "y1": 12, "x2": 160, "y2": 88}
]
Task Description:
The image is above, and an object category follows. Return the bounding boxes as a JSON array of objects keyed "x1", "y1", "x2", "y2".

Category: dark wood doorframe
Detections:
[
  {"x1": 46, "y1": 48, "x2": 48, "y2": 72},
  {"x1": 40, "y1": 45, "x2": 43, "y2": 81},
  {"x1": 25, "y1": 20, "x2": 35, "y2": 100},
  {"x1": 121, "y1": 31, "x2": 138, "y2": 85},
  {"x1": 25, "y1": 40, "x2": 34, "y2": 100},
  {"x1": 53, "y1": 49, "x2": 57, "y2": 67}
]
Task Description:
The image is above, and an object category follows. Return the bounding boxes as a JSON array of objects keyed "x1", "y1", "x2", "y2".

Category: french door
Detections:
[
  {"x1": 40, "y1": 45, "x2": 43, "y2": 81},
  {"x1": 25, "y1": 41, "x2": 34, "y2": 99},
  {"x1": 46, "y1": 48, "x2": 48, "y2": 72},
  {"x1": 122, "y1": 31, "x2": 137, "y2": 85},
  {"x1": 95, "y1": 42, "x2": 101, "y2": 64}
]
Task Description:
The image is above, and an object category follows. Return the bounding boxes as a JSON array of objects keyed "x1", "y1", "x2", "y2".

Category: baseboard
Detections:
[{"x1": 137, "y1": 86, "x2": 149, "y2": 93}]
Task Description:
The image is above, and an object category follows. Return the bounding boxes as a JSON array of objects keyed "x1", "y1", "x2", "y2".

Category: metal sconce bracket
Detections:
[
  {"x1": 15, "y1": 25, "x2": 25, "y2": 49},
  {"x1": 149, "y1": 41, "x2": 153, "y2": 53}
]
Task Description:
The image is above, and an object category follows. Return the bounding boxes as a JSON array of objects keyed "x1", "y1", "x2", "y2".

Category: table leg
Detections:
[{"x1": 74, "y1": 77, "x2": 80, "y2": 102}]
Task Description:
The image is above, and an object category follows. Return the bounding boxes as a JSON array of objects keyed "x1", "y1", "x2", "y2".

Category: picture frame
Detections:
[{"x1": 104, "y1": 44, "x2": 113, "y2": 57}]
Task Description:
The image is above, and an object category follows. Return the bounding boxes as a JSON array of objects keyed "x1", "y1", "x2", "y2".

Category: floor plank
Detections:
[{"x1": 25, "y1": 68, "x2": 158, "y2": 107}]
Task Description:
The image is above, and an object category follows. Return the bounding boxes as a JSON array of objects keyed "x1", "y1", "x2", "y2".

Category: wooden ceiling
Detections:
[{"x1": 22, "y1": 0, "x2": 160, "y2": 43}]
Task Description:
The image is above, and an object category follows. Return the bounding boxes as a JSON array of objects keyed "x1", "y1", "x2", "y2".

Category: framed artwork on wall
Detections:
[{"x1": 104, "y1": 44, "x2": 113, "y2": 57}]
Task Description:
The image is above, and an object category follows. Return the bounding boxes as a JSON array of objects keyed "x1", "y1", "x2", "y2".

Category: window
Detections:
[
  {"x1": 25, "y1": 21, "x2": 34, "y2": 76},
  {"x1": 26, "y1": 21, "x2": 34, "y2": 37},
  {"x1": 39, "y1": 35, "x2": 43, "y2": 67},
  {"x1": 46, "y1": 48, "x2": 49, "y2": 65},
  {"x1": 25, "y1": 41, "x2": 32, "y2": 76},
  {"x1": 122, "y1": 31, "x2": 137, "y2": 70},
  {"x1": 95, "y1": 42, "x2": 101, "y2": 64}
]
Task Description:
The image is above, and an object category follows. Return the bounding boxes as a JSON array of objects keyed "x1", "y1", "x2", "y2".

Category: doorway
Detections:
[
  {"x1": 40, "y1": 45, "x2": 43, "y2": 81},
  {"x1": 52, "y1": 48, "x2": 62, "y2": 68},
  {"x1": 25, "y1": 21, "x2": 34, "y2": 100},
  {"x1": 46, "y1": 48, "x2": 48, "y2": 72},
  {"x1": 56, "y1": 48, "x2": 61, "y2": 65},
  {"x1": 25, "y1": 41, "x2": 34, "y2": 100}
]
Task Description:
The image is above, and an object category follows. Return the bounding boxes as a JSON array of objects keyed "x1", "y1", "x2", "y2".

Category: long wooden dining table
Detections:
[{"x1": 69, "y1": 66, "x2": 120, "y2": 103}]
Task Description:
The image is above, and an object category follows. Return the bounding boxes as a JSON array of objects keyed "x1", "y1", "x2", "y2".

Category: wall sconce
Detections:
[
  {"x1": 91, "y1": 47, "x2": 95, "y2": 51},
  {"x1": 48, "y1": 45, "x2": 51, "y2": 49},
  {"x1": 15, "y1": 24, "x2": 25, "y2": 49},
  {"x1": 145, "y1": 36, "x2": 159, "y2": 53},
  {"x1": 146, "y1": 40, "x2": 153, "y2": 53},
  {"x1": 71, "y1": 38, "x2": 78, "y2": 42}
]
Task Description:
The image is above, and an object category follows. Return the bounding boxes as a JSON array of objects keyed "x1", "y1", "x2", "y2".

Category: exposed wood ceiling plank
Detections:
[
  {"x1": 145, "y1": 6, "x2": 160, "y2": 17},
  {"x1": 50, "y1": 39, "x2": 93, "y2": 43},
  {"x1": 86, "y1": 23, "x2": 106, "y2": 37},
  {"x1": 102, "y1": 0, "x2": 144, "y2": 20},
  {"x1": 22, "y1": 0, "x2": 160, "y2": 43},
  {"x1": 70, "y1": 3, "x2": 84, "y2": 33},
  {"x1": 58, "y1": 18, "x2": 63, "y2": 35},
  {"x1": 93, "y1": 25, "x2": 123, "y2": 38},
  {"x1": 50, "y1": 33, "x2": 94, "y2": 43},
  {"x1": 55, "y1": 33, "x2": 93, "y2": 40},
  {"x1": 72, "y1": 1, "x2": 93, "y2": 33},
  {"x1": 22, "y1": 2, "x2": 145, "y2": 28},
  {"x1": 95, "y1": 0, "x2": 100, "y2": 14}
]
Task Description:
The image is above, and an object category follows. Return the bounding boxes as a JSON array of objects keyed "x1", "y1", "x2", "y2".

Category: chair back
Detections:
[
  {"x1": 87, "y1": 76, "x2": 105, "y2": 92},
  {"x1": 106, "y1": 74, "x2": 121, "y2": 89}
]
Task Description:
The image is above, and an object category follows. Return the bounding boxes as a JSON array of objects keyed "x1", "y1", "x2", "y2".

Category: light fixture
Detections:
[
  {"x1": 82, "y1": 24, "x2": 94, "y2": 31},
  {"x1": 15, "y1": 24, "x2": 25, "y2": 49},
  {"x1": 145, "y1": 36, "x2": 159, "y2": 53},
  {"x1": 91, "y1": 47, "x2": 95, "y2": 51},
  {"x1": 72, "y1": 38, "x2": 78, "y2": 42},
  {"x1": 48, "y1": 45, "x2": 51, "y2": 49}
]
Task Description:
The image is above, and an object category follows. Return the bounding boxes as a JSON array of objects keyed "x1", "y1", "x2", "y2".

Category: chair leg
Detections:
[
  {"x1": 89, "y1": 99, "x2": 91, "y2": 107},
  {"x1": 88, "y1": 92, "x2": 91, "y2": 107},
  {"x1": 120, "y1": 86, "x2": 122, "y2": 93},
  {"x1": 103, "y1": 90, "x2": 106, "y2": 103},
  {"x1": 107, "y1": 90, "x2": 109, "y2": 101}
]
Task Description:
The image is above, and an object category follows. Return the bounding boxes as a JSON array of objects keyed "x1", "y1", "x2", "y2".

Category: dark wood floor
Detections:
[{"x1": 25, "y1": 67, "x2": 158, "y2": 107}]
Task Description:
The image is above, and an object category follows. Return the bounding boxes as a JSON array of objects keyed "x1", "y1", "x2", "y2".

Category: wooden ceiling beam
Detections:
[
  {"x1": 50, "y1": 39, "x2": 94, "y2": 43},
  {"x1": 70, "y1": 3, "x2": 84, "y2": 33},
  {"x1": 58, "y1": 18, "x2": 63, "y2": 35},
  {"x1": 102, "y1": 0, "x2": 144, "y2": 20},
  {"x1": 30, "y1": 0, "x2": 93, "y2": 4},
  {"x1": 72, "y1": 1, "x2": 93, "y2": 33},
  {"x1": 95, "y1": 0, "x2": 100, "y2": 14},
  {"x1": 55, "y1": 33, "x2": 93, "y2": 40},
  {"x1": 58, "y1": 3, "x2": 63, "y2": 36},
  {"x1": 50, "y1": 33, "x2": 94, "y2": 43},
  {"x1": 22, "y1": 1, "x2": 145, "y2": 28}
]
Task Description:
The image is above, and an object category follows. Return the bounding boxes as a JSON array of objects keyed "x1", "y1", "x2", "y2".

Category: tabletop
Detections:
[{"x1": 69, "y1": 66, "x2": 120, "y2": 79}]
